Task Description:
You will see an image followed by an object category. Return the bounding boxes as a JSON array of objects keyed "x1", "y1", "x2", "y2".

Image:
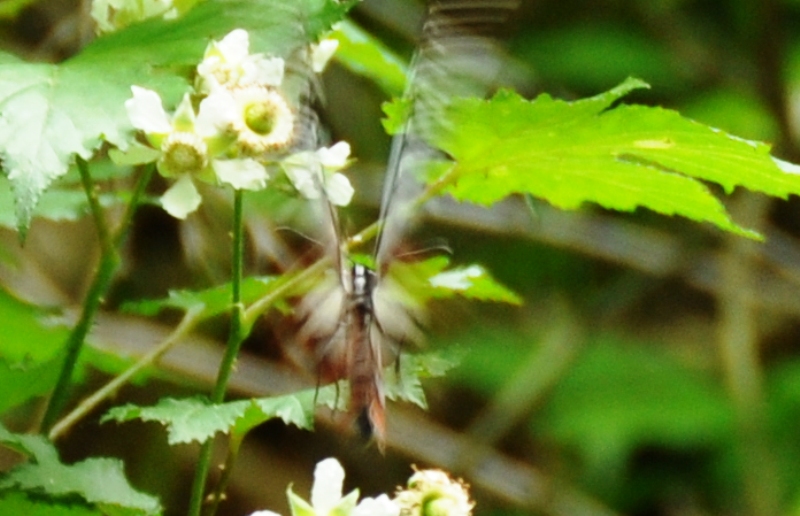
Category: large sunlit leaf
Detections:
[
  {"x1": 0, "y1": 0, "x2": 352, "y2": 234},
  {"x1": 0, "y1": 424, "x2": 161, "y2": 516},
  {"x1": 415, "y1": 77, "x2": 800, "y2": 238}
]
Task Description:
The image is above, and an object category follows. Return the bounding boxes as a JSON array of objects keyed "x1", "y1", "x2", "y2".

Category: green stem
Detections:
[
  {"x1": 48, "y1": 306, "x2": 204, "y2": 441},
  {"x1": 40, "y1": 160, "x2": 153, "y2": 434},
  {"x1": 188, "y1": 190, "x2": 246, "y2": 516}
]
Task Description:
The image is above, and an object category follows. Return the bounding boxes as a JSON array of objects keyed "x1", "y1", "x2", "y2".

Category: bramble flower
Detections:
[
  {"x1": 282, "y1": 142, "x2": 354, "y2": 206},
  {"x1": 196, "y1": 29, "x2": 285, "y2": 93},
  {"x1": 393, "y1": 468, "x2": 474, "y2": 516},
  {"x1": 91, "y1": 0, "x2": 190, "y2": 34},
  {"x1": 311, "y1": 38, "x2": 339, "y2": 73},
  {"x1": 124, "y1": 86, "x2": 270, "y2": 218},
  {"x1": 287, "y1": 458, "x2": 400, "y2": 516},
  {"x1": 203, "y1": 86, "x2": 295, "y2": 155}
]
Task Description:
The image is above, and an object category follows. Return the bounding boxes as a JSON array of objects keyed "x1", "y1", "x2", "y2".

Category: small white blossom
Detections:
[
  {"x1": 248, "y1": 511, "x2": 282, "y2": 516},
  {"x1": 311, "y1": 38, "x2": 339, "y2": 73},
  {"x1": 287, "y1": 458, "x2": 400, "y2": 516},
  {"x1": 91, "y1": 0, "x2": 177, "y2": 34},
  {"x1": 282, "y1": 142, "x2": 354, "y2": 206},
  {"x1": 196, "y1": 29, "x2": 285, "y2": 93},
  {"x1": 394, "y1": 468, "x2": 474, "y2": 516},
  {"x1": 288, "y1": 458, "x2": 359, "y2": 516},
  {"x1": 125, "y1": 86, "x2": 270, "y2": 218}
]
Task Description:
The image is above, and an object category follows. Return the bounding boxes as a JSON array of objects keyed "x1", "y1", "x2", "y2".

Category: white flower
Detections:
[
  {"x1": 91, "y1": 0, "x2": 177, "y2": 34},
  {"x1": 196, "y1": 29, "x2": 285, "y2": 93},
  {"x1": 248, "y1": 511, "x2": 282, "y2": 516},
  {"x1": 394, "y1": 468, "x2": 474, "y2": 516},
  {"x1": 125, "y1": 86, "x2": 268, "y2": 218},
  {"x1": 203, "y1": 86, "x2": 295, "y2": 155},
  {"x1": 311, "y1": 38, "x2": 339, "y2": 73},
  {"x1": 287, "y1": 458, "x2": 359, "y2": 516},
  {"x1": 287, "y1": 458, "x2": 399, "y2": 516},
  {"x1": 282, "y1": 142, "x2": 354, "y2": 206}
]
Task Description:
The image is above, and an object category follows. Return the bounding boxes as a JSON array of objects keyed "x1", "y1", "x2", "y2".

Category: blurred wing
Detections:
[{"x1": 374, "y1": 0, "x2": 520, "y2": 269}]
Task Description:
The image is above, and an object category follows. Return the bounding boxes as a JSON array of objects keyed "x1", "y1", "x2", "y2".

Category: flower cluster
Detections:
[
  {"x1": 91, "y1": 0, "x2": 190, "y2": 34},
  {"x1": 122, "y1": 28, "x2": 351, "y2": 218},
  {"x1": 249, "y1": 458, "x2": 473, "y2": 516}
]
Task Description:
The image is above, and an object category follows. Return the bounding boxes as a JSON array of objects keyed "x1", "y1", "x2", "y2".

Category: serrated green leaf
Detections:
[
  {"x1": 103, "y1": 393, "x2": 315, "y2": 445},
  {"x1": 429, "y1": 78, "x2": 800, "y2": 238},
  {"x1": 231, "y1": 392, "x2": 315, "y2": 438},
  {"x1": 384, "y1": 352, "x2": 457, "y2": 409},
  {"x1": 0, "y1": 492, "x2": 100, "y2": 516},
  {"x1": 0, "y1": 0, "x2": 351, "y2": 234},
  {"x1": 381, "y1": 97, "x2": 413, "y2": 135},
  {"x1": 386, "y1": 256, "x2": 521, "y2": 306},
  {"x1": 122, "y1": 275, "x2": 283, "y2": 317},
  {"x1": 0, "y1": 424, "x2": 161, "y2": 515},
  {"x1": 428, "y1": 264, "x2": 523, "y2": 304},
  {"x1": 332, "y1": 19, "x2": 408, "y2": 97}
]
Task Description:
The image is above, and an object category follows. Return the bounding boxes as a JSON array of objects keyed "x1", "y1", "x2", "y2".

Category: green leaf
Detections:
[
  {"x1": 387, "y1": 256, "x2": 522, "y2": 306},
  {"x1": 0, "y1": 355, "x2": 62, "y2": 415},
  {"x1": 0, "y1": 288, "x2": 69, "y2": 366},
  {"x1": 0, "y1": 0, "x2": 351, "y2": 234},
  {"x1": 0, "y1": 492, "x2": 99, "y2": 516},
  {"x1": 0, "y1": 424, "x2": 161, "y2": 516},
  {"x1": 332, "y1": 19, "x2": 408, "y2": 97},
  {"x1": 103, "y1": 393, "x2": 315, "y2": 445},
  {"x1": 428, "y1": 264, "x2": 523, "y2": 304},
  {"x1": 429, "y1": 78, "x2": 800, "y2": 238},
  {"x1": 384, "y1": 352, "x2": 457, "y2": 409},
  {"x1": 122, "y1": 275, "x2": 283, "y2": 317}
]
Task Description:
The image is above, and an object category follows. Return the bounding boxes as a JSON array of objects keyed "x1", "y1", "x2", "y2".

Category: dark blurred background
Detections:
[{"x1": 5, "y1": 1, "x2": 800, "y2": 515}]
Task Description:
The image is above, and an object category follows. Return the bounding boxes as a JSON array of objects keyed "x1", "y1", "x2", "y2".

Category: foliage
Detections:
[{"x1": 2, "y1": 0, "x2": 800, "y2": 515}]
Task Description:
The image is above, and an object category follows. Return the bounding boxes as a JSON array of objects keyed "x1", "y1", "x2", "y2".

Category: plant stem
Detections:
[
  {"x1": 188, "y1": 190, "x2": 246, "y2": 516},
  {"x1": 40, "y1": 160, "x2": 153, "y2": 434},
  {"x1": 48, "y1": 306, "x2": 204, "y2": 441}
]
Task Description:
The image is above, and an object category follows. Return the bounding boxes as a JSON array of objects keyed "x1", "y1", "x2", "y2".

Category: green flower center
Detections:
[
  {"x1": 159, "y1": 133, "x2": 208, "y2": 177},
  {"x1": 244, "y1": 101, "x2": 277, "y2": 135}
]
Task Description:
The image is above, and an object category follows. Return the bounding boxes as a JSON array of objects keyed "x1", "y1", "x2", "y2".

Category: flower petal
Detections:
[
  {"x1": 217, "y1": 28, "x2": 250, "y2": 62},
  {"x1": 311, "y1": 39, "x2": 339, "y2": 73},
  {"x1": 318, "y1": 141, "x2": 350, "y2": 170},
  {"x1": 213, "y1": 158, "x2": 269, "y2": 190},
  {"x1": 197, "y1": 88, "x2": 237, "y2": 137},
  {"x1": 283, "y1": 152, "x2": 322, "y2": 199},
  {"x1": 354, "y1": 495, "x2": 400, "y2": 516},
  {"x1": 126, "y1": 86, "x2": 171, "y2": 134},
  {"x1": 311, "y1": 458, "x2": 345, "y2": 512},
  {"x1": 252, "y1": 55, "x2": 285, "y2": 86},
  {"x1": 325, "y1": 172, "x2": 354, "y2": 206},
  {"x1": 161, "y1": 175, "x2": 201, "y2": 219},
  {"x1": 249, "y1": 511, "x2": 282, "y2": 516}
]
